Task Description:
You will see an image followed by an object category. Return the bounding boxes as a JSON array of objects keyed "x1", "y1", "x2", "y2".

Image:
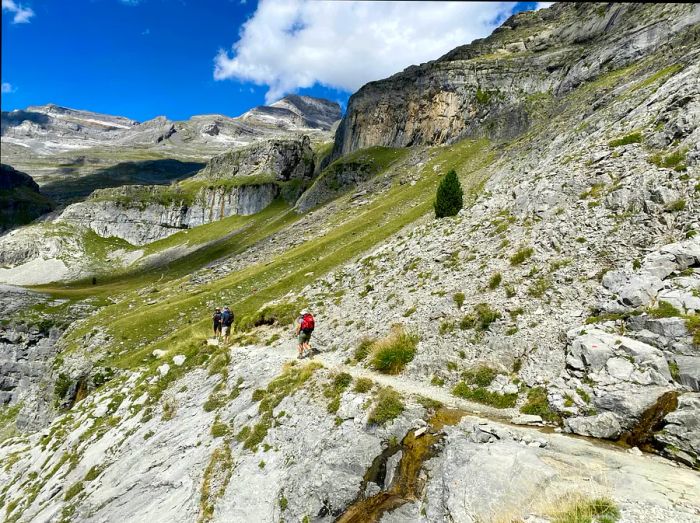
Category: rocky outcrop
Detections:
[
  {"x1": 195, "y1": 135, "x2": 315, "y2": 181},
  {"x1": 0, "y1": 163, "x2": 54, "y2": 231},
  {"x1": 0, "y1": 324, "x2": 62, "y2": 431},
  {"x1": 58, "y1": 183, "x2": 280, "y2": 245},
  {"x1": 332, "y1": 3, "x2": 700, "y2": 158},
  {"x1": 53, "y1": 137, "x2": 316, "y2": 245}
]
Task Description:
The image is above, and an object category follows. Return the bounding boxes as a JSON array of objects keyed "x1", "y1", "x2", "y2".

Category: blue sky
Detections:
[{"x1": 1, "y1": 1, "x2": 544, "y2": 122}]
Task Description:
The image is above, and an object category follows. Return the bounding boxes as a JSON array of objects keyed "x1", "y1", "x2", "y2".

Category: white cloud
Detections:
[
  {"x1": 2, "y1": 82, "x2": 16, "y2": 93},
  {"x1": 214, "y1": 0, "x2": 528, "y2": 104},
  {"x1": 2, "y1": 0, "x2": 35, "y2": 24},
  {"x1": 536, "y1": 2, "x2": 554, "y2": 9},
  {"x1": 142, "y1": 28, "x2": 150, "y2": 35}
]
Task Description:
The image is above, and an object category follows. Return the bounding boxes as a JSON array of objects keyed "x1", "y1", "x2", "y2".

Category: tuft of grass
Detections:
[
  {"x1": 649, "y1": 148, "x2": 688, "y2": 172},
  {"x1": 665, "y1": 199, "x2": 686, "y2": 212},
  {"x1": 240, "y1": 362, "x2": 321, "y2": 450},
  {"x1": 64, "y1": 481, "x2": 84, "y2": 501},
  {"x1": 453, "y1": 292, "x2": 465, "y2": 309},
  {"x1": 353, "y1": 377, "x2": 374, "y2": 393},
  {"x1": 368, "y1": 387, "x2": 404, "y2": 425},
  {"x1": 416, "y1": 395, "x2": 443, "y2": 411},
  {"x1": 510, "y1": 246, "x2": 534, "y2": 265},
  {"x1": 452, "y1": 383, "x2": 517, "y2": 408},
  {"x1": 685, "y1": 314, "x2": 700, "y2": 345},
  {"x1": 462, "y1": 366, "x2": 498, "y2": 387},
  {"x1": 325, "y1": 372, "x2": 352, "y2": 413},
  {"x1": 460, "y1": 303, "x2": 501, "y2": 331},
  {"x1": 647, "y1": 301, "x2": 682, "y2": 318},
  {"x1": 488, "y1": 272, "x2": 502, "y2": 289},
  {"x1": 84, "y1": 465, "x2": 103, "y2": 482},
  {"x1": 608, "y1": 132, "x2": 642, "y2": 148},
  {"x1": 528, "y1": 277, "x2": 552, "y2": 298},
  {"x1": 550, "y1": 495, "x2": 620, "y2": 523},
  {"x1": 211, "y1": 420, "x2": 230, "y2": 438},
  {"x1": 370, "y1": 325, "x2": 419, "y2": 375},
  {"x1": 519, "y1": 387, "x2": 560, "y2": 423},
  {"x1": 354, "y1": 337, "x2": 376, "y2": 361},
  {"x1": 199, "y1": 443, "x2": 233, "y2": 522}
]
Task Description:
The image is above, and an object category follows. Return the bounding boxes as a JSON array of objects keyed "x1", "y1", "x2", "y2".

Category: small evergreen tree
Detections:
[{"x1": 434, "y1": 169, "x2": 463, "y2": 218}]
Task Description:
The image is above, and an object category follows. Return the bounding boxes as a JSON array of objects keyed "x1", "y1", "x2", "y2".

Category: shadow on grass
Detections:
[{"x1": 41, "y1": 159, "x2": 205, "y2": 203}]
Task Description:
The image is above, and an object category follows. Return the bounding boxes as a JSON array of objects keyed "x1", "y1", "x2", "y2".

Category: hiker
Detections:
[
  {"x1": 221, "y1": 306, "x2": 234, "y2": 345},
  {"x1": 295, "y1": 309, "x2": 315, "y2": 359},
  {"x1": 213, "y1": 307, "x2": 222, "y2": 340}
]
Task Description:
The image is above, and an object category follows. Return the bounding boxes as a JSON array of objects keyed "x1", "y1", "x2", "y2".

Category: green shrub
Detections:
[
  {"x1": 488, "y1": 273, "x2": 502, "y2": 289},
  {"x1": 462, "y1": 366, "x2": 497, "y2": 387},
  {"x1": 510, "y1": 246, "x2": 534, "y2": 265},
  {"x1": 279, "y1": 495, "x2": 288, "y2": 511},
  {"x1": 370, "y1": 326, "x2": 419, "y2": 374},
  {"x1": 368, "y1": 388, "x2": 404, "y2": 425},
  {"x1": 354, "y1": 337, "x2": 375, "y2": 361},
  {"x1": 453, "y1": 292, "x2": 465, "y2": 309},
  {"x1": 353, "y1": 377, "x2": 374, "y2": 393},
  {"x1": 519, "y1": 387, "x2": 560, "y2": 423},
  {"x1": 434, "y1": 169, "x2": 463, "y2": 218},
  {"x1": 608, "y1": 132, "x2": 642, "y2": 148},
  {"x1": 452, "y1": 383, "x2": 517, "y2": 408}
]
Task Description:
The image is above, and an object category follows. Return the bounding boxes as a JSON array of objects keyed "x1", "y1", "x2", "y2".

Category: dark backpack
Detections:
[
  {"x1": 300, "y1": 314, "x2": 315, "y2": 333},
  {"x1": 222, "y1": 310, "x2": 233, "y2": 326}
]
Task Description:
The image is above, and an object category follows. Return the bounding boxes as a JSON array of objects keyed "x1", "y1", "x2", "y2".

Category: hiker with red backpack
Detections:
[{"x1": 295, "y1": 309, "x2": 315, "y2": 359}]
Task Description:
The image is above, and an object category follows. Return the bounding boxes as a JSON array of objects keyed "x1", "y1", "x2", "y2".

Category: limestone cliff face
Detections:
[
  {"x1": 58, "y1": 184, "x2": 280, "y2": 245},
  {"x1": 332, "y1": 3, "x2": 700, "y2": 158}
]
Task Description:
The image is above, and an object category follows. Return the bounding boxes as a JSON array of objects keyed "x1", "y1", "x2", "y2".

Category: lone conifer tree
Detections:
[{"x1": 434, "y1": 169, "x2": 463, "y2": 218}]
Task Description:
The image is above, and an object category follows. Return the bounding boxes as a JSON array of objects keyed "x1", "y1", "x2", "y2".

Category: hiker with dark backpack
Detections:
[
  {"x1": 212, "y1": 307, "x2": 223, "y2": 340},
  {"x1": 221, "y1": 306, "x2": 234, "y2": 345},
  {"x1": 295, "y1": 309, "x2": 315, "y2": 359}
]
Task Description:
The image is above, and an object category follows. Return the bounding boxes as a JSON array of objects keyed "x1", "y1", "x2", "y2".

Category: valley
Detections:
[{"x1": 0, "y1": 3, "x2": 699, "y2": 523}]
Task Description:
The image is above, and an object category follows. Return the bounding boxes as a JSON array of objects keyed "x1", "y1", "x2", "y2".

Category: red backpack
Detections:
[{"x1": 301, "y1": 314, "x2": 315, "y2": 333}]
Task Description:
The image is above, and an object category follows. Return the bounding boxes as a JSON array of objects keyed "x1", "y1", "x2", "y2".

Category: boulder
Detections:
[
  {"x1": 564, "y1": 412, "x2": 622, "y2": 439},
  {"x1": 675, "y1": 356, "x2": 700, "y2": 391}
]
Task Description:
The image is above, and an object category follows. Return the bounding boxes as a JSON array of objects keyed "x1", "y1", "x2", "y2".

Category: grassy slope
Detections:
[{"x1": 37, "y1": 139, "x2": 494, "y2": 371}]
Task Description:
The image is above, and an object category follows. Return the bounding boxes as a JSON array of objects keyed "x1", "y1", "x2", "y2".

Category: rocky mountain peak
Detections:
[
  {"x1": 332, "y1": 2, "x2": 700, "y2": 158},
  {"x1": 241, "y1": 94, "x2": 342, "y2": 130}
]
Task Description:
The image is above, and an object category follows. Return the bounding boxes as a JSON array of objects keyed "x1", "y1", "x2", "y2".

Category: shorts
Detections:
[
  {"x1": 298, "y1": 330, "x2": 311, "y2": 344},
  {"x1": 222, "y1": 325, "x2": 230, "y2": 336},
  {"x1": 214, "y1": 323, "x2": 222, "y2": 333}
]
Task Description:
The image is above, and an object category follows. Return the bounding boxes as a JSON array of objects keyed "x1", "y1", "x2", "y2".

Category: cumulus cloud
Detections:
[
  {"x1": 2, "y1": 82, "x2": 16, "y2": 93},
  {"x1": 214, "y1": 0, "x2": 531, "y2": 103},
  {"x1": 2, "y1": 0, "x2": 35, "y2": 24}
]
